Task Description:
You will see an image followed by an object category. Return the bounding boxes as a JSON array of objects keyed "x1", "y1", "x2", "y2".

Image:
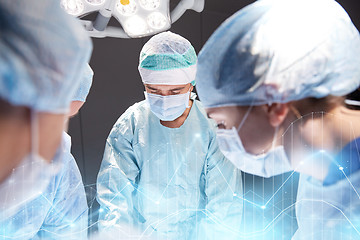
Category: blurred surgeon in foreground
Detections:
[
  {"x1": 0, "y1": 0, "x2": 92, "y2": 239},
  {"x1": 196, "y1": 0, "x2": 360, "y2": 239},
  {"x1": 97, "y1": 31, "x2": 242, "y2": 239},
  {"x1": 1, "y1": 65, "x2": 94, "y2": 239}
]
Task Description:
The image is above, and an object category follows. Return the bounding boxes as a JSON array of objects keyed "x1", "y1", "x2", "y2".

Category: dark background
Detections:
[{"x1": 68, "y1": 0, "x2": 360, "y2": 237}]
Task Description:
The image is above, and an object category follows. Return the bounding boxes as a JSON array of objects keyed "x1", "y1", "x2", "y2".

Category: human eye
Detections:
[
  {"x1": 216, "y1": 121, "x2": 227, "y2": 129},
  {"x1": 147, "y1": 87, "x2": 159, "y2": 94}
]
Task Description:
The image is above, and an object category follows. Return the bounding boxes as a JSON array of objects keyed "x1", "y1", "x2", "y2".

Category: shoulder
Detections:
[
  {"x1": 109, "y1": 100, "x2": 150, "y2": 140},
  {"x1": 187, "y1": 100, "x2": 218, "y2": 144},
  {"x1": 193, "y1": 99, "x2": 218, "y2": 132}
]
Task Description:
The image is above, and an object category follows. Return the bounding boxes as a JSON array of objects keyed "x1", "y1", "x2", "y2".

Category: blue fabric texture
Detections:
[
  {"x1": 72, "y1": 64, "x2": 94, "y2": 102},
  {"x1": 195, "y1": 0, "x2": 360, "y2": 108},
  {"x1": 0, "y1": 133, "x2": 88, "y2": 240},
  {"x1": 295, "y1": 172, "x2": 360, "y2": 239},
  {"x1": 97, "y1": 95, "x2": 243, "y2": 239},
  {"x1": 294, "y1": 137, "x2": 360, "y2": 239},
  {"x1": 323, "y1": 137, "x2": 360, "y2": 185},
  {"x1": 0, "y1": 0, "x2": 92, "y2": 113}
]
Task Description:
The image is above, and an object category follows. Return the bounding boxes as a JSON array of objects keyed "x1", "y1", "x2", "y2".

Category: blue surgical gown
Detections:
[
  {"x1": 294, "y1": 138, "x2": 360, "y2": 239},
  {"x1": 97, "y1": 95, "x2": 243, "y2": 239},
  {"x1": 0, "y1": 133, "x2": 88, "y2": 240}
]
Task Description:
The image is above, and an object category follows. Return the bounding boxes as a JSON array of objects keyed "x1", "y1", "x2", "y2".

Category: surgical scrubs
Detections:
[
  {"x1": 294, "y1": 138, "x2": 360, "y2": 239},
  {"x1": 0, "y1": 133, "x2": 88, "y2": 240},
  {"x1": 97, "y1": 94, "x2": 243, "y2": 239}
]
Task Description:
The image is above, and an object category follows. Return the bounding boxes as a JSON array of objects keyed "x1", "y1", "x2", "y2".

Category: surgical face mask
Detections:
[
  {"x1": 216, "y1": 106, "x2": 292, "y2": 178},
  {"x1": 0, "y1": 111, "x2": 61, "y2": 222},
  {"x1": 144, "y1": 89, "x2": 191, "y2": 121}
]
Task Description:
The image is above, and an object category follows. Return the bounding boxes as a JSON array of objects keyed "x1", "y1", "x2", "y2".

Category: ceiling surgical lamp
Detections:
[{"x1": 60, "y1": 0, "x2": 205, "y2": 38}]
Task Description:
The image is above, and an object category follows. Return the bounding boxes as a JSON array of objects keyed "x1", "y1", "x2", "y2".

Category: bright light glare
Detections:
[
  {"x1": 60, "y1": 0, "x2": 84, "y2": 16},
  {"x1": 116, "y1": 1, "x2": 137, "y2": 16},
  {"x1": 261, "y1": 205, "x2": 266, "y2": 209},
  {"x1": 147, "y1": 12, "x2": 167, "y2": 30},
  {"x1": 139, "y1": 0, "x2": 160, "y2": 10},
  {"x1": 86, "y1": 0, "x2": 105, "y2": 5},
  {"x1": 125, "y1": 16, "x2": 147, "y2": 36}
]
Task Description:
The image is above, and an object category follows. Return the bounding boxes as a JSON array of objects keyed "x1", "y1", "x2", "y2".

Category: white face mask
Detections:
[
  {"x1": 0, "y1": 111, "x2": 61, "y2": 222},
  {"x1": 144, "y1": 90, "x2": 191, "y2": 121},
  {"x1": 216, "y1": 106, "x2": 293, "y2": 178}
]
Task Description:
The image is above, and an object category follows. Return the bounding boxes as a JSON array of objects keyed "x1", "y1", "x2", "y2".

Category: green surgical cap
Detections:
[{"x1": 138, "y1": 31, "x2": 197, "y2": 85}]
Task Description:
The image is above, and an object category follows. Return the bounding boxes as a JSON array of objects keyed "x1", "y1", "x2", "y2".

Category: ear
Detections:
[
  {"x1": 190, "y1": 84, "x2": 194, "y2": 92},
  {"x1": 267, "y1": 103, "x2": 290, "y2": 127},
  {"x1": 69, "y1": 101, "x2": 84, "y2": 118}
]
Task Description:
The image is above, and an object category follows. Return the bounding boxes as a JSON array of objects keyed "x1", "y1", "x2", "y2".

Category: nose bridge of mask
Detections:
[
  {"x1": 145, "y1": 91, "x2": 190, "y2": 110},
  {"x1": 144, "y1": 90, "x2": 191, "y2": 121},
  {"x1": 163, "y1": 92, "x2": 190, "y2": 110},
  {"x1": 163, "y1": 85, "x2": 192, "y2": 109},
  {"x1": 145, "y1": 92, "x2": 165, "y2": 110}
]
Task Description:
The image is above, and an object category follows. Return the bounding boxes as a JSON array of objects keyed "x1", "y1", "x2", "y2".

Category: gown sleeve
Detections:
[
  {"x1": 194, "y1": 130, "x2": 243, "y2": 240},
  {"x1": 97, "y1": 120, "x2": 146, "y2": 235}
]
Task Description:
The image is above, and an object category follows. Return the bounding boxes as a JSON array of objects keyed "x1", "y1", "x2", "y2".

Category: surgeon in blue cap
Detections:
[
  {"x1": 0, "y1": 0, "x2": 92, "y2": 238},
  {"x1": 196, "y1": 0, "x2": 360, "y2": 239},
  {"x1": 0, "y1": 64, "x2": 94, "y2": 240},
  {"x1": 97, "y1": 31, "x2": 243, "y2": 239}
]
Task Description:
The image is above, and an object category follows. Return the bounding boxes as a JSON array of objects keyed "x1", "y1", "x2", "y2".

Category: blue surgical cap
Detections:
[
  {"x1": 72, "y1": 64, "x2": 94, "y2": 102},
  {"x1": 138, "y1": 31, "x2": 197, "y2": 85},
  {"x1": 0, "y1": 0, "x2": 92, "y2": 113},
  {"x1": 196, "y1": 0, "x2": 360, "y2": 108}
]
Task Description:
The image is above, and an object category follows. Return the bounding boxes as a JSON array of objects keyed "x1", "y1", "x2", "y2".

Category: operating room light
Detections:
[
  {"x1": 139, "y1": 0, "x2": 160, "y2": 10},
  {"x1": 116, "y1": 0, "x2": 137, "y2": 16},
  {"x1": 61, "y1": 0, "x2": 84, "y2": 16},
  {"x1": 147, "y1": 12, "x2": 167, "y2": 30},
  {"x1": 113, "y1": 0, "x2": 171, "y2": 38},
  {"x1": 60, "y1": 0, "x2": 205, "y2": 38},
  {"x1": 86, "y1": 0, "x2": 106, "y2": 5},
  {"x1": 125, "y1": 16, "x2": 147, "y2": 36}
]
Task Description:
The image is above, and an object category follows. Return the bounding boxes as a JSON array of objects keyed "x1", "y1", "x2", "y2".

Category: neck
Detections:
[
  {"x1": 0, "y1": 119, "x2": 30, "y2": 183},
  {"x1": 300, "y1": 106, "x2": 360, "y2": 153},
  {"x1": 160, "y1": 99, "x2": 193, "y2": 128},
  {"x1": 329, "y1": 106, "x2": 360, "y2": 149},
  {"x1": 284, "y1": 105, "x2": 360, "y2": 181}
]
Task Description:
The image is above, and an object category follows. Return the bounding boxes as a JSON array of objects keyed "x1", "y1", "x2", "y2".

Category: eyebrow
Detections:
[
  {"x1": 169, "y1": 87, "x2": 186, "y2": 91},
  {"x1": 146, "y1": 86, "x2": 186, "y2": 91},
  {"x1": 146, "y1": 86, "x2": 159, "y2": 91}
]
